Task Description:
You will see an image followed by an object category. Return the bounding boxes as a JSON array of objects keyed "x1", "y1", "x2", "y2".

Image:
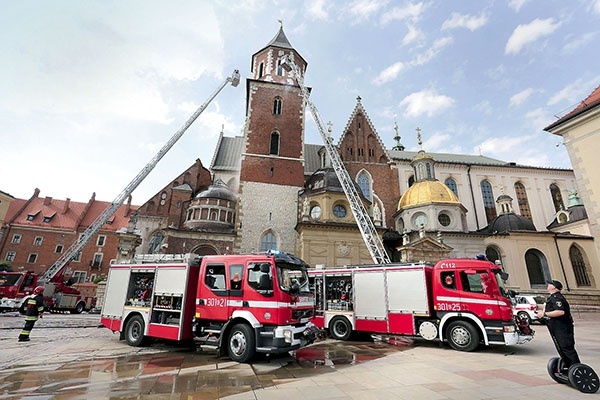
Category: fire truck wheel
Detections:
[
  {"x1": 329, "y1": 316, "x2": 352, "y2": 341},
  {"x1": 227, "y1": 323, "x2": 255, "y2": 363},
  {"x1": 125, "y1": 315, "x2": 148, "y2": 347},
  {"x1": 446, "y1": 321, "x2": 479, "y2": 352},
  {"x1": 568, "y1": 363, "x2": 599, "y2": 393},
  {"x1": 70, "y1": 302, "x2": 85, "y2": 314},
  {"x1": 547, "y1": 357, "x2": 569, "y2": 384}
]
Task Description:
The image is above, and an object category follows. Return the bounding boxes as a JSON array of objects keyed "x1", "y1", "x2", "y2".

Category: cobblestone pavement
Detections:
[{"x1": 1, "y1": 312, "x2": 599, "y2": 399}]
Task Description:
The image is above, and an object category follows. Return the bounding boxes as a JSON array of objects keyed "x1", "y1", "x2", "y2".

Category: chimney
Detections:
[
  {"x1": 125, "y1": 195, "x2": 132, "y2": 216},
  {"x1": 43, "y1": 196, "x2": 52, "y2": 206},
  {"x1": 62, "y1": 198, "x2": 71, "y2": 214}
]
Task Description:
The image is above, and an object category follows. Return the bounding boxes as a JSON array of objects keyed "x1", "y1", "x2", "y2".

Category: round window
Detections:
[
  {"x1": 310, "y1": 205, "x2": 322, "y2": 219},
  {"x1": 438, "y1": 213, "x2": 451, "y2": 227},
  {"x1": 333, "y1": 204, "x2": 347, "y2": 218}
]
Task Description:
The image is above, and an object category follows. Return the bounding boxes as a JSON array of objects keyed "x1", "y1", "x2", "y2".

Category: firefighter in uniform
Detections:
[
  {"x1": 18, "y1": 285, "x2": 45, "y2": 342},
  {"x1": 538, "y1": 279, "x2": 580, "y2": 371}
]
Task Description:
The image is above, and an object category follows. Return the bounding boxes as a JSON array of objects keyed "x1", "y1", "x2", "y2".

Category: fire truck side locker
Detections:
[{"x1": 101, "y1": 266, "x2": 132, "y2": 332}]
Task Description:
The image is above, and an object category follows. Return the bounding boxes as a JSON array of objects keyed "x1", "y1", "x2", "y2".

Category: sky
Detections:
[{"x1": 2, "y1": 0, "x2": 600, "y2": 205}]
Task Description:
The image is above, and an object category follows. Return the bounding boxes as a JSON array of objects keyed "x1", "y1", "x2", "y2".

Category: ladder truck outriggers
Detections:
[
  {"x1": 280, "y1": 56, "x2": 533, "y2": 351},
  {"x1": 27, "y1": 70, "x2": 241, "y2": 314}
]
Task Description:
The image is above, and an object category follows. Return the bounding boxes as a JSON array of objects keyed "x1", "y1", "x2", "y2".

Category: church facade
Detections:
[{"x1": 129, "y1": 27, "x2": 600, "y2": 302}]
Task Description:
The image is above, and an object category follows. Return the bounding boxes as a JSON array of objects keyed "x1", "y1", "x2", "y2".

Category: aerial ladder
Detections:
[
  {"x1": 38, "y1": 70, "x2": 241, "y2": 311},
  {"x1": 280, "y1": 56, "x2": 390, "y2": 264}
]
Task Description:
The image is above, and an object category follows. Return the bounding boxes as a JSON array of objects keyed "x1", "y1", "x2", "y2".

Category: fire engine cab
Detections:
[
  {"x1": 101, "y1": 251, "x2": 318, "y2": 362},
  {"x1": 309, "y1": 257, "x2": 533, "y2": 352}
]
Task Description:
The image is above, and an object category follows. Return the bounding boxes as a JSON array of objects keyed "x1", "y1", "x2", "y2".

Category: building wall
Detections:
[{"x1": 234, "y1": 181, "x2": 299, "y2": 254}]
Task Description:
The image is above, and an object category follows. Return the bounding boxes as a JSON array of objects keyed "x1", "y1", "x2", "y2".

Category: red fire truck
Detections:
[
  {"x1": 0, "y1": 271, "x2": 38, "y2": 312},
  {"x1": 309, "y1": 257, "x2": 533, "y2": 352},
  {"x1": 100, "y1": 251, "x2": 319, "y2": 362}
]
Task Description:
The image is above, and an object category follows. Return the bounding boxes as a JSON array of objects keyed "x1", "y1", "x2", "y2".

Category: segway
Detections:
[{"x1": 547, "y1": 357, "x2": 599, "y2": 393}]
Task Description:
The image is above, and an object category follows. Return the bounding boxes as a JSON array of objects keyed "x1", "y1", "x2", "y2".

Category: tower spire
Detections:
[{"x1": 392, "y1": 117, "x2": 405, "y2": 151}]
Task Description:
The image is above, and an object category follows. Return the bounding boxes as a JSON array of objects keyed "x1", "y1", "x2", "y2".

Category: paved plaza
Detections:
[{"x1": 0, "y1": 311, "x2": 599, "y2": 399}]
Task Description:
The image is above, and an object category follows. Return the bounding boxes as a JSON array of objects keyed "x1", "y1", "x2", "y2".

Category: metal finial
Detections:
[
  {"x1": 278, "y1": 19, "x2": 283, "y2": 28},
  {"x1": 416, "y1": 127, "x2": 423, "y2": 150}
]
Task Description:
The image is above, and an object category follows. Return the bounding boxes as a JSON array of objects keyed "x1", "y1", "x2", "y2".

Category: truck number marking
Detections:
[
  {"x1": 206, "y1": 298, "x2": 226, "y2": 307},
  {"x1": 437, "y1": 302, "x2": 461, "y2": 311},
  {"x1": 439, "y1": 262, "x2": 456, "y2": 269}
]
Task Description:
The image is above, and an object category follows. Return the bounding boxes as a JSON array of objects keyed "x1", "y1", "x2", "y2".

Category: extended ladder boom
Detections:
[
  {"x1": 41, "y1": 70, "x2": 241, "y2": 282},
  {"x1": 281, "y1": 56, "x2": 390, "y2": 264}
]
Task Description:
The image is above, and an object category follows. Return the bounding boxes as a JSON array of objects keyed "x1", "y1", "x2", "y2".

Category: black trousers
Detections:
[
  {"x1": 548, "y1": 322, "x2": 581, "y2": 368},
  {"x1": 18, "y1": 318, "x2": 38, "y2": 340}
]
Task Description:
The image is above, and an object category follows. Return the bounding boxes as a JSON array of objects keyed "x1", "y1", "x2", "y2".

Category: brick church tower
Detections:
[{"x1": 234, "y1": 26, "x2": 308, "y2": 254}]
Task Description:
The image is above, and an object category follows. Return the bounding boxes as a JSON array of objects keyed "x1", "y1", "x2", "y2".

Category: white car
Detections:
[{"x1": 513, "y1": 295, "x2": 546, "y2": 324}]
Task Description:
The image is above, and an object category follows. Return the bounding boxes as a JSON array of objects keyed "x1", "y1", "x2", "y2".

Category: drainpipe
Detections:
[
  {"x1": 467, "y1": 165, "x2": 479, "y2": 229},
  {"x1": 553, "y1": 233, "x2": 570, "y2": 291}
]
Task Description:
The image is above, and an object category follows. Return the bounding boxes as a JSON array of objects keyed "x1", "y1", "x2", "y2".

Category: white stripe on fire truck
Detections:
[
  {"x1": 436, "y1": 296, "x2": 509, "y2": 307},
  {"x1": 195, "y1": 299, "x2": 313, "y2": 308}
]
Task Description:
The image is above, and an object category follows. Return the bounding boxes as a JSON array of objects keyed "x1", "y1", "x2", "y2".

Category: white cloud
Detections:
[
  {"x1": 547, "y1": 79, "x2": 587, "y2": 106},
  {"x1": 399, "y1": 89, "x2": 455, "y2": 117},
  {"x1": 509, "y1": 88, "x2": 535, "y2": 107},
  {"x1": 474, "y1": 100, "x2": 493, "y2": 115},
  {"x1": 524, "y1": 107, "x2": 551, "y2": 130},
  {"x1": 508, "y1": 0, "x2": 528, "y2": 12},
  {"x1": 441, "y1": 12, "x2": 488, "y2": 31},
  {"x1": 505, "y1": 18, "x2": 561, "y2": 55},
  {"x1": 402, "y1": 24, "x2": 423, "y2": 46},
  {"x1": 477, "y1": 135, "x2": 531, "y2": 156},
  {"x1": 591, "y1": 0, "x2": 600, "y2": 14},
  {"x1": 381, "y1": 2, "x2": 425, "y2": 25},
  {"x1": 346, "y1": 0, "x2": 388, "y2": 23},
  {"x1": 562, "y1": 32, "x2": 597, "y2": 53},
  {"x1": 373, "y1": 61, "x2": 406, "y2": 85},
  {"x1": 423, "y1": 132, "x2": 451, "y2": 151},
  {"x1": 412, "y1": 37, "x2": 453, "y2": 65},
  {"x1": 306, "y1": 0, "x2": 329, "y2": 20}
]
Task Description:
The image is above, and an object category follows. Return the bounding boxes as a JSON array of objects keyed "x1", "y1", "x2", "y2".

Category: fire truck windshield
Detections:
[
  {"x1": 277, "y1": 264, "x2": 310, "y2": 294},
  {"x1": 493, "y1": 270, "x2": 510, "y2": 298},
  {"x1": 0, "y1": 274, "x2": 21, "y2": 286}
]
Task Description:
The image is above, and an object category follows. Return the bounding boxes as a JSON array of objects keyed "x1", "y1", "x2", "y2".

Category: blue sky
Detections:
[{"x1": 1, "y1": 1, "x2": 599, "y2": 205}]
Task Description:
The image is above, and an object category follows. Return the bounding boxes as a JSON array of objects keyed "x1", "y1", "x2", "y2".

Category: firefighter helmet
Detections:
[{"x1": 33, "y1": 286, "x2": 44, "y2": 294}]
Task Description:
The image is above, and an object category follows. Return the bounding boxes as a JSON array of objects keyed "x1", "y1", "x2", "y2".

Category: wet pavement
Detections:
[
  {"x1": 1, "y1": 312, "x2": 600, "y2": 399},
  {"x1": 0, "y1": 313, "x2": 408, "y2": 399}
]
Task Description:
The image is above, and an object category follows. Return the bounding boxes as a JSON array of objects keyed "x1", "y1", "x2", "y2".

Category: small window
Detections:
[
  {"x1": 72, "y1": 251, "x2": 82, "y2": 263},
  {"x1": 229, "y1": 264, "x2": 244, "y2": 291},
  {"x1": 27, "y1": 215, "x2": 35, "y2": 221},
  {"x1": 55, "y1": 244, "x2": 64, "y2": 254},
  {"x1": 273, "y1": 97, "x2": 282, "y2": 115},
  {"x1": 43, "y1": 216, "x2": 52, "y2": 223},
  {"x1": 276, "y1": 59, "x2": 283, "y2": 76},
  {"x1": 72, "y1": 271, "x2": 87, "y2": 283},
  {"x1": 5, "y1": 251, "x2": 16, "y2": 262},
  {"x1": 460, "y1": 271, "x2": 486, "y2": 293},
  {"x1": 205, "y1": 264, "x2": 226, "y2": 290},
  {"x1": 27, "y1": 253, "x2": 38, "y2": 264},
  {"x1": 333, "y1": 204, "x2": 347, "y2": 218},
  {"x1": 11, "y1": 234, "x2": 21, "y2": 244},
  {"x1": 92, "y1": 253, "x2": 103, "y2": 268},
  {"x1": 261, "y1": 232, "x2": 277, "y2": 252},
  {"x1": 441, "y1": 271, "x2": 456, "y2": 290},
  {"x1": 247, "y1": 262, "x2": 273, "y2": 293},
  {"x1": 97, "y1": 235, "x2": 106, "y2": 247},
  {"x1": 33, "y1": 236, "x2": 43, "y2": 246},
  {"x1": 445, "y1": 178, "x2": 458, "y2": 198},
  {"x1": 438, "y1": 213, "x2": 451, "y2": 227},
  {"x1": 269, "y1": 132, "x2": 280, "y2": 155}
]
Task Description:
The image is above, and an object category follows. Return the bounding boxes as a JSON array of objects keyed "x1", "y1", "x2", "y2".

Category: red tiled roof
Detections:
[
  {"x1": 545, "y1": 84, "x2": 600, "y2": 131},
  {"x1": 4, "y1": 195, "x2": 138, "y2": 232}
]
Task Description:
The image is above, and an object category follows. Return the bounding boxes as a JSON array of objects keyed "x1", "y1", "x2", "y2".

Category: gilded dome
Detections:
[{"x1": 397, "y1": 180, "x2": 460, "y2": 211}]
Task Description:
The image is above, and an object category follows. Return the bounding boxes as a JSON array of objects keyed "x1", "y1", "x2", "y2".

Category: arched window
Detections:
[
  {"x1": 148, "y1": 231, "x2": 165, "y2": 254},
  {"x1": 276, "y1": 59, "x2": 283, "y2": 76},
  {"x1": 514, "y1": 182, "x2": 532, "y2": 220},
  {"x1": 261, "y1": 231, "x2": 277, "y2": 252},
  {"x1": 485, "y1": 246, "x2": 502, "y2": 267},
  {"x1": 408, "y1": 175, "x2": 415, "y2": 187},
  {"x1": 357, "y1": 171, "x2": 371, "y2": 201},
  {"x1": 550, "y1": 183, "x2": 564, "y2": 212},
  {"x1": 426, "y1": 163, "x2": 432, "y2": 179},
  {"x1": 258, "y1": 62, "x2": 264, "y2": 78},
  {"x1": 445, "y1": 178, "x2": 458, "y2": 198},
  {"x1": 273, "y1": 97, "x2": 282, "y2": 115},
  {"x1": 570, "y1": 245, "x2": 591, "y2": 286},
  {"x1": 525, "y1": 249, "x2": 550, "y2": 287},
  {"x1": 480, "y1": 180, "x2": 497, "y2": 223},
  {"x1": 269, "y1": 132, "x2": 280, "y2": 155}
]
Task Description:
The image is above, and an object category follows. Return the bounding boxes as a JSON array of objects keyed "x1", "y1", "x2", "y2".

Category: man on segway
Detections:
[{"x1": 539, "y1": 279, "x2": 598, "y2": 393}]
